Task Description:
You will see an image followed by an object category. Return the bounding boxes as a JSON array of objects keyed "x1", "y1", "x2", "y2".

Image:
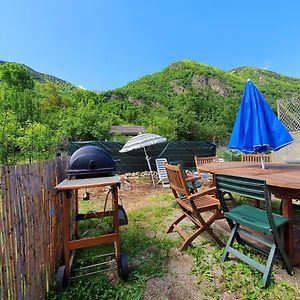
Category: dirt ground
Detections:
[
  {"x1": 78, "y1": 176, "x2": 203, "y2": 299},
  {"x1": 79, "y1": 175, "x2": 300, "y2": 300}
]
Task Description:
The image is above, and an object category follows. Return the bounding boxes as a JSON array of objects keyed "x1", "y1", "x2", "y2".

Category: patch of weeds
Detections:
[
  {"x1": 48, "y1": 276, "x2": 144, "y2": 300},
  {"x1": 188, "y1": 242, "x2": 223, "y2": 299},
  {"x1": 150, "y1": 193, "x2": 174, "y2": 203},
  {"x1": 129, "y1": 196, "x2": 175, "y2": 233},
  {"x1": 189, "y1": 240, "x2": 300, "y2": 299}
]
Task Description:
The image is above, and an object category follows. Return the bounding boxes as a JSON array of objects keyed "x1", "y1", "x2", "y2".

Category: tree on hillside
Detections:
[
  {"x1": 0, "y1": 111, "x2": 22, "y2": 164},
  {"x1": 41, "y1": 82, "x2": 63, "y2": 108},
  {"x1": 0, "y1": 63, "x2": 34, "y2": 90}
]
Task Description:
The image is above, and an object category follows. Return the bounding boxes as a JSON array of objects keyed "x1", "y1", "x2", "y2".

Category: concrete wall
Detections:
[{"x1": 272, "y1": 132, "x2": 300, "y2": 163}]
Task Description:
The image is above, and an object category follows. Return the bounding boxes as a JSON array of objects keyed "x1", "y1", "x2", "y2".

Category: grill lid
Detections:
[{"x1": 68, "y1": 145, "x2": 116, "y2": 178}]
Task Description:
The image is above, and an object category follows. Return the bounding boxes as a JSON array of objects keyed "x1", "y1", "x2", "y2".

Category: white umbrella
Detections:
[{"x1": 119, "y1": 133, "x2": 167, "y2": 186}]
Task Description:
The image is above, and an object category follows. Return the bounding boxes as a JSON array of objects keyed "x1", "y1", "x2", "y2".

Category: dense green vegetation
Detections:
[{"x1": 1, "y1": 60, "x2": 300, "y2": 164}]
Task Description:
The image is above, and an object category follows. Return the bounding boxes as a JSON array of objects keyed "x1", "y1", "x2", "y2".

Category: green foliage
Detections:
[
  {"x1": 0, "y1": 111, "x2": 22, "y2": 164},
  {"x1": 0, "y1": 63, "x2": 34, "y2": 90},
  {"x1": 18, "y1": 122, "x2": 63, "y2": 161},
  {"x1": 222, "y1": 149, "x2": 242, "y2": 161},
  {"x1": 1, "y1": 60, "x2": 300, "y2": 164}
]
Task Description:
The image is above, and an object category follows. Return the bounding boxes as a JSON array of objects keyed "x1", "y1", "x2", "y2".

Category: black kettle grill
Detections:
[{"x1": 68, "y1": 145, "x2": 116, "y2": 179}]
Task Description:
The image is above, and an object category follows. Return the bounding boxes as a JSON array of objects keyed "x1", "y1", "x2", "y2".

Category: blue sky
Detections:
[{"x1": 1, "y1": 1, "x2": 300, "y2": 91}]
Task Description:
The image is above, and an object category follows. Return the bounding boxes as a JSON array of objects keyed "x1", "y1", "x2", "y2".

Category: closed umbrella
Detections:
[
  {"x1": 119, "y1": 133, "x2": 167, "y2": 186},
  {"x1": 228, "y1": 79, "x2": 293, "y2": 169}
]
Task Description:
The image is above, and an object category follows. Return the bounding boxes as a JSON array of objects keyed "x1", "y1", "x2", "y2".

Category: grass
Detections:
[
  {"x1": 48, "y1": 191, "x2": 300, "y2": 299},
  {"x1": 188, "y1": 240, "x2": 299, "y2": 299},
  {"x1": 48, "y1": 194, "x2": 177, "y2": 300}
]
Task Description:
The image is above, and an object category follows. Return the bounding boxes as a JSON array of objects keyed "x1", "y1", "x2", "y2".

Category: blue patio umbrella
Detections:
[{"x1": 228, "y1": 79, "x2": 293, "y2": 168}]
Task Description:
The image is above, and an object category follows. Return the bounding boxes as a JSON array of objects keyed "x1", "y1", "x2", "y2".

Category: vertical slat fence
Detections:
[{"x1": 0, "y1": 156, "x2": 72, "y2": 299}]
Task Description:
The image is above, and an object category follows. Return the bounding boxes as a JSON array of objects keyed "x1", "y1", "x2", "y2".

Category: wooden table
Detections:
[
  {"x1": 55, "y1": 175, "x2": 126, "y2": 289},
  {"x1": 200, "y1": 162, "x2": 300, "y2": 266}
]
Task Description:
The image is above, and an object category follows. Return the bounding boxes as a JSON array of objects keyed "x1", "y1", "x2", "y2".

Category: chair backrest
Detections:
[
  {"x1": 215, "y1": 174, "x2": 271, "y2": 216},
  {"x1": 194, "y1": 155, "x2": 220, "y2": 173},
  {"x1": 164, "y1": 163, "x2": 191, "y2": 198},
  {"x1": 241, "y1": 154, "x2": 272, "y2": 163},
  {"x1": 155, "y1": 158, "x2": 168, "y2": 181},
  {"x1": 169, "y1": 159, "x2": 185, "y2": 168}
]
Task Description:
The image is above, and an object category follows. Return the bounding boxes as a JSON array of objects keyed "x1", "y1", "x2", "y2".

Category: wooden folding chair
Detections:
[
  {"x1": 241, "y1": 153, "x2": 272, "y2": 163},
  {"x1": 194, "y1": 156, "x2": 220, "y2": 186},
  {"x1": 194, "y1": 156, "x2": 236, "y2": 205},
  {"x1": 215, "y1": 174, "x2": 293, "y2": 288},
  {"x1": 165, "y1": 163, "x2": 224, "y2": 251}
]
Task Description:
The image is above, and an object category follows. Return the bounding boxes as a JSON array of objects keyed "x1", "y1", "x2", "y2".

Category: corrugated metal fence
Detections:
[{"x1": 0, "y1": 157, "x2": 73, "y2": 299}]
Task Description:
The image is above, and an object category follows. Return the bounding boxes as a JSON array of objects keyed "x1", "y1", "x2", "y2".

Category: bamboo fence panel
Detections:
[{"x1": 0, "y1": 156, "x2": 73, "y2": 299}]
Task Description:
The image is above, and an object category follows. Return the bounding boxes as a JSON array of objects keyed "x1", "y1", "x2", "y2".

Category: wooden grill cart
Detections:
[{"x1": 54, "y1": 175, "x2": 128, "y2": 291}]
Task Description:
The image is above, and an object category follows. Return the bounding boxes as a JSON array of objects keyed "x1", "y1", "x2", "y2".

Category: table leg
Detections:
[
  {"x1": 75, "y1": 189, "x2": 79, "y2": 238},
  {"x1": 112, "y1": 185, "x2": 121, "y2": 262},
  {"x1": 63, "y1": 190, "x2": 71, "y2": 280},
  {"x1": 281, "y1": 197, "x2": 294, "y2": 261}
]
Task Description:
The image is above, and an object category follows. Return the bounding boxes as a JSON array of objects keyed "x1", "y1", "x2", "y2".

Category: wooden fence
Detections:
[{"x1": 0, "y1": 157, "x2": 73, "y2": 299}]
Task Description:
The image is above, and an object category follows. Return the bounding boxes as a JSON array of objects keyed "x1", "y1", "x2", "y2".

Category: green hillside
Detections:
[
  {"x1": 230, "y1": 66, "x2": 300, "y2": 102},
  {"x1": 0, "y1": 60, "x2": 76, "y2": 91},
  {"x1": 0, "y1": 59, "x2": 299, "y2": 164}
]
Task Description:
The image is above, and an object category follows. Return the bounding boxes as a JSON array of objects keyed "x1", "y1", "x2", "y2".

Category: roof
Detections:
[{"x1": 110, "y1": 126, "x2": 145, "y2": 135}]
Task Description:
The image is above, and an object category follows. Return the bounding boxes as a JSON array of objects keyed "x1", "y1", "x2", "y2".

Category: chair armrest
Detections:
[
  {"x1": 186, "y1": 176, "x2": 213, "y2": 185},
  {"x1": 188, "y1": 187, "x2": 217, "y2": 201},
  {"x1": 186, "y1": 175, "x2": 202, "y2": 182}
]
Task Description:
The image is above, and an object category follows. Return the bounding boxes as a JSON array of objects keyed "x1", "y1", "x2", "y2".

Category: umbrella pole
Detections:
[
  {"x1": 143, "y1": 147, "x2": 156, "y2": 187},
  {"x1": 260, "y1": 153, "x2": 265, "y2": 169}
]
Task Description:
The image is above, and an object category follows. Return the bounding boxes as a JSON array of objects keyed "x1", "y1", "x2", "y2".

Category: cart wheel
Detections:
[
  {"x1": 55, "y1": 265, "x2": 66, "y2": 292},
  {"x1": 119, "y1": 253, "x2": 129, "y2": 281}
]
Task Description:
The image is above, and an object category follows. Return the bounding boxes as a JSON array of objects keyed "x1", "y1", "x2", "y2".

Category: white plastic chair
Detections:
[{"x1": 155, "y1": 158, "x2": 170, "y2": 187}]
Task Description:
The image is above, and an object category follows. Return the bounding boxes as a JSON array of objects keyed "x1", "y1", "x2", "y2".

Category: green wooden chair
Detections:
[{"x1": 215, "y1": 174, "x2": 293, "y2": 288}]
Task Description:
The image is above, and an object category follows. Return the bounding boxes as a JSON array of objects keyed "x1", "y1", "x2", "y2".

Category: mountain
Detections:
[
  {"x1": 0, "y1": 60, "x2": 76, "y2": 90},
  {"x1": 230, "y1": 66, "x2": 300, "y2": 103},
  {"x1": 1, "y1": 59, "x2": 300, "y2": 151},
  {"x1": 107, "y1": 60, "x2": 300, "y2": 109}
]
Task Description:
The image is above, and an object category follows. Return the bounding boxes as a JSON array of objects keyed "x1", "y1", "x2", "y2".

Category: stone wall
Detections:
[{"x1": 272, "y1": 132, "x2": 300, "y2": 163}]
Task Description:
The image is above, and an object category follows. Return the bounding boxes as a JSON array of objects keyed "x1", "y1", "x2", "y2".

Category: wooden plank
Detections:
[
  {"x1": 34, "y1": 162, "x2": 45, "y2": 299},
  {"x1": 16, "y1": 164, "x2": 27, "y2": 299},
  {"x1": 1, "y1": 167, "x2": 9, "y2": 300},
  {"x1": 76, "y1": 210, "x2": 114, "y2": 220},
  {"x1": 55, "y1": 176, "x2": 120, "y2": 190},
  {"x1": 13, "y1": 165, "x2": 24, "y2": 298},
  {"x1": 62, "y1": 190, "x2": 71, "y2": 280},
  {"x1": 41, "y1": 160, "x2": 51, "y2": 291},
  {"x1": 32, "y1": 162, "x2": 43, "y2": 298},
  {"x1": 202, "y1": 162, "x2": 300, "y2": 189},
  {"x1": 52, "y1": 158, "x2": 63, "y2": 272},
  {"x1": 25, "y1": 163, "x2": 34, "y2": 299},
  {"x1": 7, "y1": 165, "x2": 16, "y2": 300},
  {"x1": 45, "y1": 160, "x2": 55, "y2": 276},
  {"x1": 68, "y1": 233, "x2": 118, "y2": 250},
  {"x1": 20, "y1": 164, "x2": 31, "y2": 300}
]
